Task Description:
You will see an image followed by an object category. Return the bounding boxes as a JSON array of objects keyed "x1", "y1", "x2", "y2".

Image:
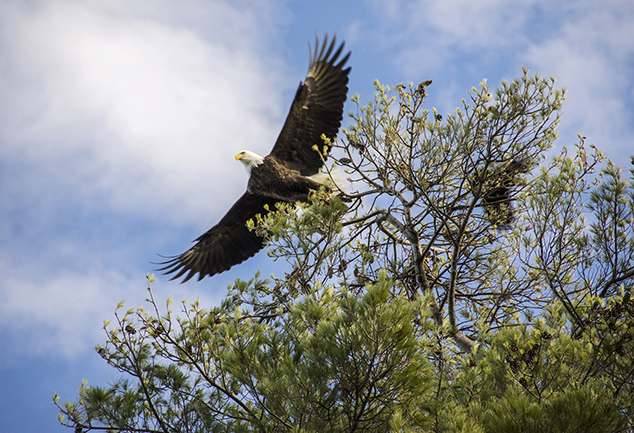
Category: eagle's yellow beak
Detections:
[{"x1": 235, "y1": 153, "x2": 243, "y2": 161}]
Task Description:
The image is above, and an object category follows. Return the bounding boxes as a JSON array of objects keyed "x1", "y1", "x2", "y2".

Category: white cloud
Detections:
[
  {"x1": 415, "y1": 0, "x2": 534, "y2": 48},
  {"x1": 368, "y1": 0, "x2": 544, "y2": 72},
  {"x1": 0, "y1": 0, "x2": 287, "y2": 225},
  {"x1": 523, "y1": 3, "x2": 634, "y2": 159},
  {"x1": 0, "y1": 254, "x2": 226, "y2": 359},
  {"x1": 0, "y1": 0, "x2": 286, "y2": 360},
  {"x1": 363, "y1": 0, "x2": 633, "y2": 161},
  {"x1": 0, "y1": 261, "x2": 124, "y2": 358}
]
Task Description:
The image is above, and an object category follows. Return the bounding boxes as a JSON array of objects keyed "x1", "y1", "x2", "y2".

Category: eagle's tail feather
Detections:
[{"x1": 308, "y1": 165, "x2": 347, "y2": 194}]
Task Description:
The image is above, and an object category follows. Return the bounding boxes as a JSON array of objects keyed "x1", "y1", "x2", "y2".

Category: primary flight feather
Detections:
[{"x1": 159, "y1": 33, "x2": 351, "y2": 282}]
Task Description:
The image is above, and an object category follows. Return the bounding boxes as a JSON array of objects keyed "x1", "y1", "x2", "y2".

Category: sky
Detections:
[{"x1": 0, "y1": 0, "x2": 633, "y2": 431}]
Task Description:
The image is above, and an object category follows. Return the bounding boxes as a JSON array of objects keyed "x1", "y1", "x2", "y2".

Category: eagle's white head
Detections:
[{"x1": 235, "y1": 150, "x2": 265, "y2": 174}]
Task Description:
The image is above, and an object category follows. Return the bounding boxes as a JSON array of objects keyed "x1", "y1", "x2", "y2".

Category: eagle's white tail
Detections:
[{"x1": 309, "y1": 166, "x2": 347, "y2": 194}]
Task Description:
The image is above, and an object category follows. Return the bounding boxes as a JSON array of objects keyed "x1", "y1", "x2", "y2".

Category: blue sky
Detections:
[{"x1": 1, "y1": 0, "x2": 633, "y2": 431}]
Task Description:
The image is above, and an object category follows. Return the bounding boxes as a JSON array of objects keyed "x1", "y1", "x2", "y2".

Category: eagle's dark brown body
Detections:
[
  {"x1": 248, "y1": 157, "x2": 323, "y2": 202},
  {"x1": 159, "y1": 34, "x2": 351, "y2": 282}
]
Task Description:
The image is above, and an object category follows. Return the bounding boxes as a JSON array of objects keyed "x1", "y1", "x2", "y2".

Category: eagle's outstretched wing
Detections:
[
  {"x1": 268, "y1": 33, "x2": 351, "y2": 176},
  {"x1": 158, "y1": 193, "x2": 280, "y2": 282},
  {"x1": 159, "y1": 34, "x2": 351, "y2": 282}
]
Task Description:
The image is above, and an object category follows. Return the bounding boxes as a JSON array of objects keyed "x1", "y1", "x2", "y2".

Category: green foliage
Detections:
[
  {"x1": 58, "y1": 274, "x2": 439, "y2": 432},
  {"x1": 57, "y1": 72, "x2": 634, "y2": 432},
  {"x1": 438, "y1": 295, "x2": 634, "y2": 432}
]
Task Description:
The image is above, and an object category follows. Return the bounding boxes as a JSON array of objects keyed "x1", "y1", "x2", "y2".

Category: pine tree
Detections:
[{"x1": 56, "y1": 71, "x2": 634, "y2": 432}]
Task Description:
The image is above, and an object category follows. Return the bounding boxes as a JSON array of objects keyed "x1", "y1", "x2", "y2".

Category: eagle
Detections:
[{"x1": 159, "y1": 34, "x2": 351, "y2": 282}]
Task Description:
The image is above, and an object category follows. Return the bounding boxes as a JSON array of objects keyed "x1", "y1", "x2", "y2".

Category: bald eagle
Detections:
[{"x1": 159, "y1": 34, "x2": 351, "y2": 282}]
